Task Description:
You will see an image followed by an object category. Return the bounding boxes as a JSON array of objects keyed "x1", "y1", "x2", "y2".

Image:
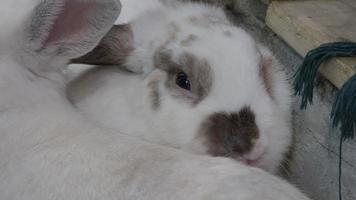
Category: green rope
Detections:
[
  {"x1": 293, "y1": 42, "x2": 356, "y2": 140},
  {"x1": 331, "y1": 74, "x2": 356, "y2": 200},
  {"x1": 293, "y1": 42, "x2": 356, "y2": 200},
  {"x1": 331, "y1": 74, "x2": 356, "y2": 140},
  {"x1": 338, "y1": 136, "x2": 343, "y2": 200},
  {"x1": 293, "y1": 42, "x2": 356, "y2": 109}
]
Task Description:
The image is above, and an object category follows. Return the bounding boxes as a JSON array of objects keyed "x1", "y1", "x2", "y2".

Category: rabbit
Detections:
[
  {"x1": 69, "y1": 0, "x2": 292, "y2": 174},
  {"x1": 114, "y1": 0, "x2": 231, "y2": 24},
  {"x1": 0, "y1": 0, "x2": 312, "y2": 200}
]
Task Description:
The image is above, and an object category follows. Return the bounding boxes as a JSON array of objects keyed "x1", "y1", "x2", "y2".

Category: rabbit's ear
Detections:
[
  {"x1": 71, "y1": 24, "x2": 134, "y2": 66},
  {"x1": 259, "y1": 47, "x2": 275, "y2": 98},
  {"x1": 24, "y1": 0, "x2": 121, "y2": 60}
]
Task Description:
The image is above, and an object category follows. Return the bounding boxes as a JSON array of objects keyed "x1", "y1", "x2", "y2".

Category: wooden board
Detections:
[{"x1": 266, "y1": 0, "x2": 356, "y2": 88}]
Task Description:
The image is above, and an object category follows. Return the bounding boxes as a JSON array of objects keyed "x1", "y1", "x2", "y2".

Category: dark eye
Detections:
[{"x1": 176, "y1": 72, "x2": 191, "y2": 91}]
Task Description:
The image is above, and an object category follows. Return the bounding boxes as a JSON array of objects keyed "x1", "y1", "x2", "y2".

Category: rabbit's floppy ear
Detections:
[
  {"x1": 258, "y1": 46, "x2": 276, "y2": 98},
  {"x1": 23, "y1": 0, "x2": 121, "y2": 60},
  {"x1": 71, "y1": 24, "x2": 133, "y2": 66}
]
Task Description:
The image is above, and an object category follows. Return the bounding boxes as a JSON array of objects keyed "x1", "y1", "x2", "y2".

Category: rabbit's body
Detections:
[
  {"x1": 115, "y1": 0, "x2": 162, "y2": 24},
  {"x1": 114, "y1": 0, "x2": 228, "y2": 24},
  {"x1": 0, "y1": 0, "x2": 310, "y2": 199},
  {"x1": 70, "y1": 1, "x2": 292, "y2": 174}
]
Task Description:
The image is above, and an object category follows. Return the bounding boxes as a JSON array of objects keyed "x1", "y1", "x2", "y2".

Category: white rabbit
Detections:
[
  {"x1": 0, "y1": 0, "x2": 311, "y2": 200},
  {"x1": 114, "y1": 0, "x2": 229, "y2": 24},
  {"x1": 69, "y1": 0, "x2": 292, "y2": 174}
]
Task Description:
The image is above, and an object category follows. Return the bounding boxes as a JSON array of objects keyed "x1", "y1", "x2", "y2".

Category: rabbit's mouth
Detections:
[{"x1": 238, "y1": 152, "x2": 265, "y2": 167}]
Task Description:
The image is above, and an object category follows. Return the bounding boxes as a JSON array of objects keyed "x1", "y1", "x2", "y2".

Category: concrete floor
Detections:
[{"x1": 225, "y1": 0, "x2": 356, "y2": 200}]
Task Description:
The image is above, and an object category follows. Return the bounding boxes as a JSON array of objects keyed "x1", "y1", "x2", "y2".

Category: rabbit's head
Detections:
[{"x1": 74, "y1": 2, "x2": 292, "y2": 173}]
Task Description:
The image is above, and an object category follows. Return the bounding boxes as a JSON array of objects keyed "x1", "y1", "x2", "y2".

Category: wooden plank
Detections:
[{"x1": 266, "y1": 0, "x2": 356, "y2": 88}]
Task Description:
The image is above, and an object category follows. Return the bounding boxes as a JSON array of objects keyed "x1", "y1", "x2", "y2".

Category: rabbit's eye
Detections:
[{"x1": 176, "y1": 72, "x2": 191, "y2": 91}]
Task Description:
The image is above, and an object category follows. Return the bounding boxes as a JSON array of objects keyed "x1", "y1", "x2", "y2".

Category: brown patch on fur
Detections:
[
  {"x1": 167, "y1": 22, "x2": 180, "y2": 41},
  {"x1": 147, "y1": 81, "x2": 161, "y2": 110},
  {"x1": 71, "y1": 24, "x2": 134, "y2": 65},
  {"x1": 145, "y1": 71, "x2": 166, "y2": 110},
  {"x1": 200, "y1": 107, "x2": 259, "y2": 157},
  {"x1": 154, "y1": 48, "x2": 212, "y2": 104},
  {"x1": 181, "y1": 34, "x2": 198, "y2": 46},
  {"x1": 188, "y1": 13, "x2": 229, "y2": 28}
]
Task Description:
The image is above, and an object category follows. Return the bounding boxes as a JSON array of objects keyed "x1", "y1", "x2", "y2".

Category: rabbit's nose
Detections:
[
  {"x1": 201, "y1": 107, "x2": 259, "y2": 157},
  {"x1": 225, "y1": 126, "x2": 258, "y2": 155}
]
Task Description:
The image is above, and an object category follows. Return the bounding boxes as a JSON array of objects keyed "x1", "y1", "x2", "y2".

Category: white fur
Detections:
[
  {"x1": 115, "y1": 0, "x2": 163, "y2": 24},
  {"x1": 0, "y1": 0, "x2": 310, "y2": 199},
  {"x1": 69, "y1": 1, "x2": 292, "y2": 174}
]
